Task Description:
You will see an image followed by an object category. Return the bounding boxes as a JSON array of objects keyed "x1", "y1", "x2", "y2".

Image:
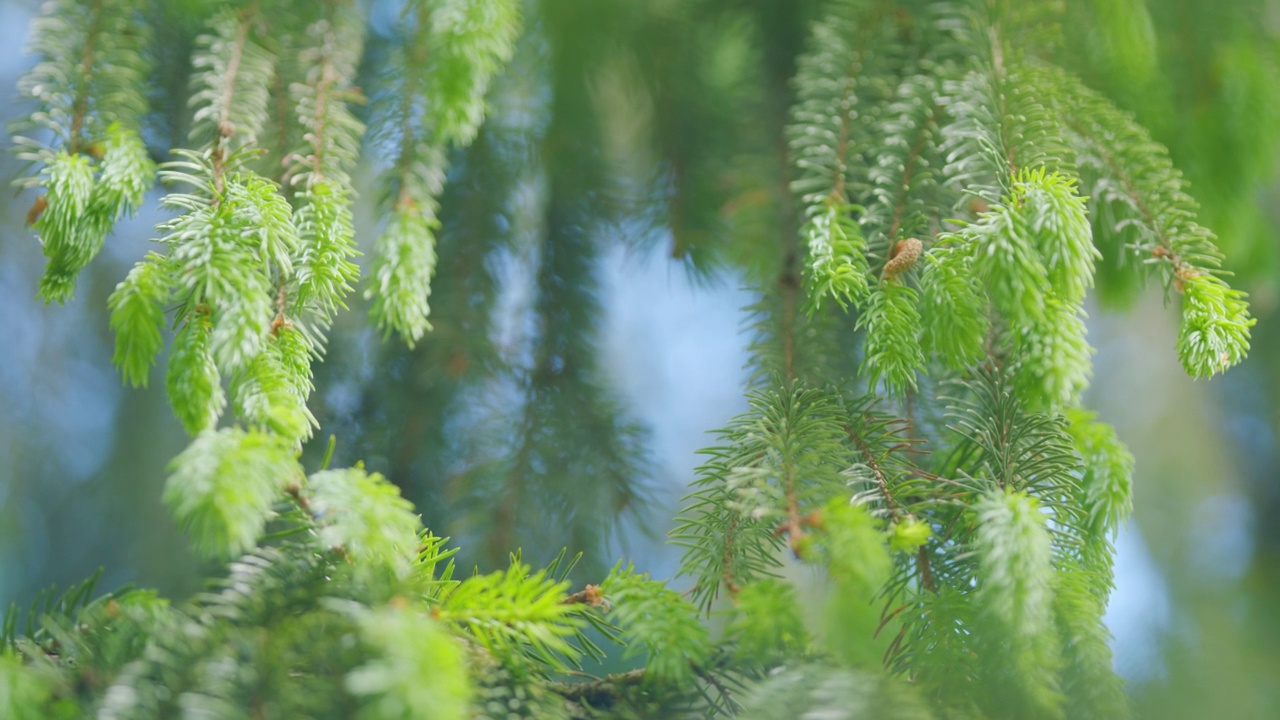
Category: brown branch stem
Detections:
[
  {"x1": 209, "y1": 5, "x2": 259, "y2": 201},
  {"x1": 68, "y1": 0, "x2": 105, "y2": 154}
]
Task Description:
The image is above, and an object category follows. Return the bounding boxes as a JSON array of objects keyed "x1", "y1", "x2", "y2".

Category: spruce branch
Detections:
[
  {"x1": 1037, "y1": 64, "x2": 1255, "y2": 378},
  {"x1": 724, "y1": 579, "x2": 810, "y2": 665},
  {"x1": 919, "y1": 240, "x2": 988, "y2": 369},
  {"x1": 108, "y1": 252, "x2": 172, "y2": 387},
  {"x1": 436, "y1": 561, "x2": 583, "y2": 671},
  {"x1": 929, "y1": 170, "x2": 1096, "y2": 409},
  {"x1": 1052, "y1": 562, "x2": 1132, "y2": 719},
  {"x1": 971, "y1": 486, "x2": 1063, "y2": 717},
  {"x1": 189, "y1": 4, "x2": 274, "y2": 191},
  {"x1": 735, "y1": 664, "x2": 933, "y2": 720},
  {"x1": 1063, "y1": 410, "x2": 1134, "y2": 547},
  {"x1": 165, "y1": 310, "x2": 225, "y2": 435},
  {"x1": 863, "y1": 74, "x2": 947, "y2": 259},
  {"x1": 102, "y1": 4, "x2": 306, "y2": 437},
  {"x1": 365, "y1": 0, "x2": 521, "y2": 345},
  {"x1": 858, "y1": 280, "x2": 925, "y2": 397},
  {"x1": 674, "y1": 386, "x2": 855, "y2": 611},
  {"x1": 230, "y1": 324, "x2": 318, "y2": 441},
  {"x1": 163, "y1": 428, "x2": 304, "y2": 559},
  {"x1": 306, "y1": 468, "x2": 423, "y2": 581},
  {"x1": 941, "y1": 31, "x2": 1074, "y2": 204},
  {"x1": 4, "y1": 3, "x2": 1262, "y2": 718},
  {"x1": 343, "y1": 602, "x2": 472, "y2": 720},
  {"x1": 14, "y1": 0, "x2": 151, "y2": 154},
  {"x1": 944, "y1": 366, "x2": 1079, "y2": 498},
  {"x1": 840, "y1": 396, "x2": 940, "y2": 596},
  {"x1": 285, "y1": 3, "x2": 365, "y2": 332},
  {"x1": 600, "y1": 564, "x2": 710, "y2": 689},
  {"x1": 787, "y1": 0, "x2": 891, "y2": 312},
  {"x1": 286, "y1": 2, "x2": 365, "y2": 190}
]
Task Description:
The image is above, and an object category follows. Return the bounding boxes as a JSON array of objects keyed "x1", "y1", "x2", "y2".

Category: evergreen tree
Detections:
[{"x1": 3, "y1": 0, "x2": 1268, "y2": 718}]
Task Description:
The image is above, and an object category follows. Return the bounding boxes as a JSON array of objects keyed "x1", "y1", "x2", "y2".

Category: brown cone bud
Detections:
[
  {"x1": 26, "y1": 195, "x2": 47, "y2": 226},
  {"x1": 884, "y1": 237, "x2": 923, "y2": 277}
]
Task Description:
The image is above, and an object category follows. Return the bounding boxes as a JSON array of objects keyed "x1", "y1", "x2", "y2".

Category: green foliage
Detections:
[
  {"x1": 803, "y1": 202, "x2": 871, "y2": 310},
  {"x1": 0, "y1": 652, "x2": 68, "y2": 720},
  {"x1": 787, "y1": 0, "x2": 874, "y2": 312},
  {"x1": 188, "y1": 8, "x2": 275, "y2": 150},
  {"x1": 163, "y1": 428, "x2": 302, "y2": 559},
  {"x1": 344, "y1": 603, "x2": 472, "y2": 720},
  {"x1": 945, "y1": 367, "x2": 1080, "y2": 499},
  {"x1": 286, "y1": 6, "x2": 366, "y2": 191},
  {"x1": 29, "y1": 127, "x2": 155, "y2": 302},
  {"x1": 422, "y1": 0, "x2": 523, "y2": 149},
  {"x1": 737, "y1": 665, "x2": 933, "y2": 720},
  {"x1": 813, "y1": 499, "x2": 892, "y2": 670},
  {"x1": 13, "y1": 0, "x2": 153, "y2": 302},
  {"x1": 862, "y1": 73, "x2": 946, "y2": 253},
  {"x1": 364, "y1": 0, "x2": 521, "y2": 345},
  {"x1": 1177, "y1": 273, "x2": 1254, "y2": 378},
  {"x1": 961, "y1": 197, "x2": 1052, "y2": 324},
  {"x1": 1065, "y1": 409, "x2": 1134, "y2": 541},
  {"x1": 6, "y1": 0, "x2": 1267, "y2": 718},
  {"x1": 307, "y1": 468, "x2": 422, "y2": 581},
  {"x1": 600, "y1": 564, "x2": 710, "y2": 688},
  {"x1": 436, "y1": 561, "x2": 582, "y2": 670},
  {"x1": 33, "y1": 152, "x2": 97, "y2": 301},
  {"x1": 15, "y1": 0, "x2": 150, "y2": 138},
  {"x1": 928, "y1": 170, "x2": 1096, "y2": 408},
  {"x1": 1052, "y1": 562, "x2": 1131, "y2": 719},
  {"x1": 972, "y1": 488, "x2": 1062, "y2": 716},
  {"x1": 294, "y1": 181, "x2": 360, "y2": 324},
  {"x1": 1038, "y1": 63, "x2": 1256, "y2": 376},
  {"x1": 672, "y1": 385, "x2": 848, "y2": 612},
  {"x1": 785, "y1": 0, "x2": 865, "y2": 218},
  {"x1": 165, "y1": 313, "x2": 225, "y2": 435},
  {"x1": 151, "y1": 162, "x2": 297, "y2": 421},
  {"x1": 367, "y1": 207, "x2": 440, "y2": 345},
  {"x1": 858, "y1": 280, "x2": 925, "y2": 396},
  {"x1": 724, "y1": 580, "x2": 809, "y2": 665},
  {"x1": 943, "y1": 64, "x2": 1065, "y2": 194},
  {"x1": 1009, "y1": 294, "x2": 1092, "y2": 410},
  {"x1": 107, "y1": 254, "x2": 171, "y2": 387},
  {"x1": 231, "y1": 324, "x2": 318, "y2": 442},
  {"x1": 919, "y1": 241, "x2": 987, "y2": 369},
  {"x1": 288, "y1": 5, "x2": 365, "y2": 329}
]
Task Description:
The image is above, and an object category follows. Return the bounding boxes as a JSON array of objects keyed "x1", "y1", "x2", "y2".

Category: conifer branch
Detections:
[
  {"x1": 883, "y1": 113, "x2": 932, "y2": 247},
  {"x1": 181, "y1": 4, "x2": 273, "y2": 196},
  {"x1": 787, "y1": 1, "x2": 889, "y2": 312},
  {"x1": 847, "y1": 423, "x2": 902, "y2": 521},
  {"x1": 864, "y1": 75, "x2": 946, "y2": 258},
  {"x1": 288, "y1": 3, "x2": 365, "y2": 331},
  {"x1": 366, "y1": 0, "x2": 521, "y2": 346},
  {"x1": 67, "y1": 0, "x2": 104, "y2": 154},
  {"x1": 7, "y1": 3, "x2": 1260, "y2": 718},
  {"x1": 1035, "y1": 64, "x2": 1254, "y2": 378},
  {"x1": 600, "y1": 564, "x2": 710, "y2": 688},
  {"x1": 14, "y1": 0, "x2": 154, "y2": 302}
]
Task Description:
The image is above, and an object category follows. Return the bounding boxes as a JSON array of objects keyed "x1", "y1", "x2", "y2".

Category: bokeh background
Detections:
[{"x1": 1, "y1": 0, "x2": 1278, "y2": 716}]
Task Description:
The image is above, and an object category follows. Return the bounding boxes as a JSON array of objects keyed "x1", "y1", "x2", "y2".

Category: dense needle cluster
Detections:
[{"x1": 2, "y1": 0, "x2": 1259, "y2": 719}]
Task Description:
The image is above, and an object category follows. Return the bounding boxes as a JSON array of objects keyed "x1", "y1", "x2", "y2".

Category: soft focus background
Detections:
[{"x1": 2, "y1": 0, "x2": 1279, "y2": 716}]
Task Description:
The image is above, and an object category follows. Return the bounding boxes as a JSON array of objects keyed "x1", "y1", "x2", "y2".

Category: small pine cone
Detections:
[
  {"x1": 884, "y1": 237, "x2": 923, "y2": 277},
  {"x1": 25, "y1": 195, "x2": 47, "y2": 226}
]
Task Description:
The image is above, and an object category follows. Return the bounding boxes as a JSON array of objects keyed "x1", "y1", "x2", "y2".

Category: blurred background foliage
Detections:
[{"x1": 0, "y1": 0, "x2": 1278, "y2": 716}]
